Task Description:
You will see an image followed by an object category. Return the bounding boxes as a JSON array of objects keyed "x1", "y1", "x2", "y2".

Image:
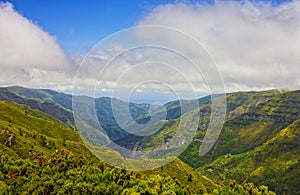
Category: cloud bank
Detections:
[
  {"x1": 0, "y1": 2, "x2": 75, "y2": 91},
  {"x1": 139, "y1": 0, "x2": 300, "y2": 92}
]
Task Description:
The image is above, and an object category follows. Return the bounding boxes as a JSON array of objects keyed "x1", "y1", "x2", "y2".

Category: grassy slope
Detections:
[
  {"x1": 0, "y1": 101, "x2": 87, "y2": 159},
  {"x1": 129, "y1": 90, "x2": 281, "y2": 168},
  {"x1": 193, "y1": 90, "x2": 300, "y2": 194},
  {"x1": 6, "y1": 86, "x2": 152, "y2": 141},
  {"x1": 121, "y1": 89, "x2": 298, "y2": 194},
  {"x1": 1, "y1": 87, "x2": 294, "y2": 193},
  {"x1": 0, "y1": 88, "x2": 74, "y2": 126},
  {"x1": 198, "y1": 119, "x2": 300, "y2": 194},
  {"x1": 6, "y1": 86, "x2": 73, "y2": 110},
  {"x1": 0, "y1": 100, "x2": 219, "y2": 194},
  {"x1": 144, "y1": 158, "x2": 219, "y2": 193},
  {"x1": 179, "y1": 90, "x2": 287, "y2": 167}
]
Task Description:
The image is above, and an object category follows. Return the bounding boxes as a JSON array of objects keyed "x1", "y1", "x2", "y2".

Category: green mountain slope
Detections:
[
  {"x1": 0, "y1": 100, "x2": 216, "y2": 194},
  {"x1": 6, "y1": 86, "x2": 152, "y2": 140},
  {"x1": 118, "y1": 89, "x2": 298, "y2": 194},
  {"x1": 0, "y1": 92, "x2": 277, "y2": 194},
  {"x1": 0, "y1": 101, "x2": 86, "y2": 159},
  {"x1": 0, "y1": 100, "x2": 274, "y2": 194},
  {"x1": 133, "y1": 95, "x2": 214, "y2": 125},
  {"x1": 182, "y1": 90, "x2": 300, "y2": 194},
  {"x1": 7, "y1": 86, "x2": 73, "y2": 110},
  {"x1": 116, "y1": 90, "x2": 281, "y2": 166},
  {"x1": 179, "y1": 90, "x2": 285, "y2": 167},
  {"x1": 198, "y1": 119, "x2": 300, "y2": 194},
  {"x1": 0, "y1": 88, "x2": 74, "y2": 126},
  {"x1": 1, "y1": 87, "x2": 292, "y2": 194},
  {"x1": 0, "y1": 150, "x2": 273, "y2": 194}
]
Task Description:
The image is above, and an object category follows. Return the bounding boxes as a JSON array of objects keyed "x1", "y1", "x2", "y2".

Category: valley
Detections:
[{"x1": 0, "y1": 86, "x2": 298, "y2": 194}]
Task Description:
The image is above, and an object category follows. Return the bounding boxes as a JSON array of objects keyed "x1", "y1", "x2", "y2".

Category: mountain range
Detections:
[{"x1": 0, "y1": 86, "x2": 299, "y2": 194}]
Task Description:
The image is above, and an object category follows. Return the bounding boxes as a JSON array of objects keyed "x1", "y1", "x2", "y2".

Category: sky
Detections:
[
  {"x1": 0, "y1": 0, "x2": 299, "y2": 103},
  {"x1": 8, "y1": 0, "x2": 203, "y2": 54},
  {"x1": 7, "y1": 0, "x2": 290, "y2": 53}
]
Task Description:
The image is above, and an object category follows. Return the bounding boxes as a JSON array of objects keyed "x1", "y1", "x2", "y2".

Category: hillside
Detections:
[
  {"x1": 1, "y1": 87, "x2": 294, "y2": 194},
  {"x1": 198, "y1": 119, "x2": 300, "y2": 194},
  {"x1": 0, "y1": 99, "x2": 275, "y2": 194},
  {"x1": 115, "y1": 90, "x2": 282, "y2": 163},
  {"x1": 132, "y1": 94, "x2": 214, "y2": 125},
  {"x1": 0, "y1": 100, "x2": 213, "y2": 194},
  {"x1": 0, "y1": 88, "x2": 74, "y2": 126},
  {"x1": 195, "y1": 91, "x2": 300, "y2": 194},
  {"x1": 7, "y1": 86, "x2": 73, "y2": 110},
  {"x1": 0, "y1": 100, "x2": 205, "y2": 193},
  {"x1": 0, "y1": 101, "x2": 86, "y2": 158},
  {"x1": 6, "y1": 86, "x2": 152, "y2": 140},
  {"x1": 117, "y1": 89, "x2": 299, "y2": 194}
]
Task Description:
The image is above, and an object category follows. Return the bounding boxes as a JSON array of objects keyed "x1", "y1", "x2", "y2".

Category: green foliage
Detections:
[
  {"x1": 0, "y1": 101, "x2": 87, "y2": 159},
  {"x1": 0, "y1": 152, "x2": 274, "y2": 195},
  {"x1": 120, "y1": 89, "x2": 298, "y2": 194},
  {"x1": 213, "y1": 181, "x2": 275, "y2": 195},
  {"x1": 195, "y1": 91, "x2": 300, "y2": 194},
  {"x1": 2, "y1": 87, "x2": 298, "y2": 194},
  {"x1": 5, "y1": 86, "x2": 153, "y2": 141},
  {"x1": 0, "y1": 87, "x2": 75, "y2": 126},
  {"x1": 0, "y1": 100, "x2": 216, "y2": 194}
]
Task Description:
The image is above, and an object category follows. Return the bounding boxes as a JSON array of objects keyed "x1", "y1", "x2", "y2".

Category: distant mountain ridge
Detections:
[
  {"x1": 5, "y1": 86, "x2": 152, "y2": 140},
  {"x1": 0, "y1": 87, "x2": 74, "y2": 126},
  {"x1": 4, "y1": 86, "x2": 215, "y2": 141},
  {"x1": 7, "y1": 86, "x2": 73, "y2": 110}
]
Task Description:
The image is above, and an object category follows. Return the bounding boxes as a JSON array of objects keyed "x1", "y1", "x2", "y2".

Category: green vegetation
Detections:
[
  {"x1": 0, "y1": 151, "x2": 274, "y2": 194},
  {"x1": 182, "y1": 90, "x2": 300, "y2": 194},
  {"x1": 0, "y1": 100, "x2": 199, "y2": 193},
  {"x1": 2, "y1": 87, "x2": 296, "y2": 194},
  {"x1": 5, "y1": 86, "x2": 152, "y2": 141},
  {"x1": 0, "y1": 97, "x2": 275, "y2": 194},
  {"x1": 117, "y1": 89, "x2": 299, "y2": 194},
  {"x1": 0, "y1": 101, "x2": 85, "y2": 159},
  {"x1": 6, "y1": 86, "x2": 73, "y2": 110},
  {"x1": 197, "y1": 119, "x2": 300, "y2": 194},
  {"x1": 0, "y1": 88, "x2": 74, "y2": 126},
  {"x1": 0, "y1": 151, "x2": 196, "y2": 194}
]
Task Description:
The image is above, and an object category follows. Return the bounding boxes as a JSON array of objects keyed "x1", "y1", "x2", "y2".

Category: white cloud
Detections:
[
  {"x1": 138, "y1": 0, "x2": 300, "y2": 92},
  {"x1": 0, "y1": 2, "x2": 75, "y2": 90}
]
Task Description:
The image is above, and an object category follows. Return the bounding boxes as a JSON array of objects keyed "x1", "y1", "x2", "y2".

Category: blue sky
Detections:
[
  {"x1": 7, "y1": 0, "x2": 182, "y2": 53},
  {"x1": 7, "y1": 0, "x2": 290, "y2": 54}
]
